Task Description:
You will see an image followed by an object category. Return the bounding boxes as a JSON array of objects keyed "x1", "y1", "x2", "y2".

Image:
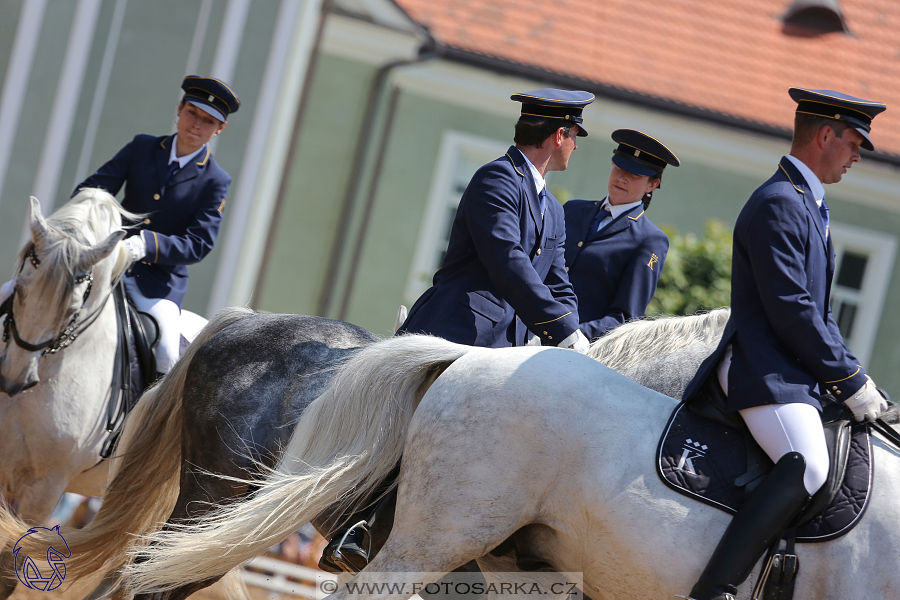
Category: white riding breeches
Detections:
[
  {"x1": 739, "y1": 403, "x2": 829, "y2": 496},
  {"x1": 718, "y1": 344, "x2": 828, "y2": 496},
  {"x1": 124, "y1": 276, "x2": 180, "y2": 373}
]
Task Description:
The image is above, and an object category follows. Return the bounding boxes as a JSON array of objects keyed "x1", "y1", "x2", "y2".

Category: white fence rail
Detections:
[{"x1": 242, "y1": 556, "x2": 336, "y2": 600}]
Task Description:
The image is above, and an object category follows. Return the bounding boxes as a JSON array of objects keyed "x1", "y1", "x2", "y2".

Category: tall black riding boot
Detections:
[
  {"x1": 687, "y1": 452, "x2": 810, "y2": 600},
  {"x1": 318, "y1": 464, "x2": 400, "y2": 574},
  {"x1": 318, "y1": 487, "x2": 395, "y2": 573}
]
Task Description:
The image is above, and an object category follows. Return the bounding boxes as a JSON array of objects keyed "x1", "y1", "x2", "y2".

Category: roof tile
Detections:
[{"x1": 396, "y1": 0, "x2": 900, "y2": 157}]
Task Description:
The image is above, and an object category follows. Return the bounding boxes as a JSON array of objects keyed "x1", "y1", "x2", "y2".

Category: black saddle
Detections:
[
  {"x1": 99, "y1": 282, "x2": 160, "y2": 458},
  {"x1": 657, "y1": 378, "x2": 872, "y2": 543},
  {"x1": 130, "y1": 306, "x2": 159, "y2": 381}
]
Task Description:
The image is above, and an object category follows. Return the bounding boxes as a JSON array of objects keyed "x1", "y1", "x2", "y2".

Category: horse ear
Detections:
[
  {"x1": 78, "y1": 230, "x2": 127, "y2": 270},
  {"x1": 29, "y1": 196, "x2": 49, "y2": 246}
]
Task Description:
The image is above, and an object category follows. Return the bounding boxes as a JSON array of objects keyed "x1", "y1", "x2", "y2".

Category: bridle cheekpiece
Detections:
[{"x1": 2, "y1": 246, "x2": 99, "y2": 356}]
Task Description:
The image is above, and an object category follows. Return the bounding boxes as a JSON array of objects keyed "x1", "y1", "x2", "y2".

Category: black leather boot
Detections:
[
  {"x1": 319, "y1": 520, "x2": 372, "y2": 574},
  {"x1": 687, "y1": 452, "x2": 810, "y2": 600},
  {"x1": 318, "y1": 485, "x2": 397, "y2": 574}
]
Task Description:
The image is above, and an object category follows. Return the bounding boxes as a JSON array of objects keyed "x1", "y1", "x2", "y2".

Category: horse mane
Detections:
[
  {"x1": 882, "y1": 401, "x2": 900, "y2": 425},
  {"x1": 586, "y1": 308, "x2": 730, "y2": 373},
  {"x1": 14, "y1": 188, "x2": 139, "y2": 300}
]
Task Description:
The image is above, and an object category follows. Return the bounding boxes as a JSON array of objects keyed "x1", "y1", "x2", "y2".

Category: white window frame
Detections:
[
  {"x1": 403, "y1": 130, "x2": 509, "y2": 306},
  {"x1": 829, "y1": 222, "x2": 897, "y2": 365}
]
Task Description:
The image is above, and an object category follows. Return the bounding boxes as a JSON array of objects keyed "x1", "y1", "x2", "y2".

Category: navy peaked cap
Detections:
[
  {"x1": 611, "y1": 129, "x2": 680, "y2": 177},
  {"x1": 181, "y1": 75, "x2": 240, "y2": 122},
  {"x1": 511, "y1": 88, "x2": 595, "y2": 136},
  {"x1": 789, "y1": 87, "x2": 885, "y2": 151}
]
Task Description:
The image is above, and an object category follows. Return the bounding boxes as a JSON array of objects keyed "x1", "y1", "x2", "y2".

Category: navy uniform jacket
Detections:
[
  {"x1": 683, "y1": 157, "x2": 866, "y2": 411},
  {"x1": 76, "y1": 134, "x2": 231, "y2": 308},
  {"x1": 564, "y1": 200, "x2": 668, "y2": 341},
  {"x1": 398, "y1": 146, "x2": 580, "y2": 347}
]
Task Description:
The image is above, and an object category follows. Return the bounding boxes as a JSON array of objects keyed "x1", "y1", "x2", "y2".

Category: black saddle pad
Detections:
[{"x1": 657, "y1": 402, "x2": 873, "y2": 543}]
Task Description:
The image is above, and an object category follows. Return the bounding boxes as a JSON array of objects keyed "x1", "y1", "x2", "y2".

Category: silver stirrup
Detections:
[{"x1": 332, "y1": 519, "x2": 371, "y2": 574}]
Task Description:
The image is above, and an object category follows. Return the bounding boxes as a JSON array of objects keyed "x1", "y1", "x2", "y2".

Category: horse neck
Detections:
[
  {"x1": 618, "y1": 343, "x2": 719, "y2": 399},
  {"x1": 588, "y1": 311, "x2": 728, "y2": 399}
]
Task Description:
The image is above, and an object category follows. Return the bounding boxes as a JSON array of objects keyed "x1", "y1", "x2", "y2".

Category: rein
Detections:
[
  {"x1": 1, "y1": 246, "x2": 110, "y2": 356},
  {"x1": 872, "y1": 418, "x2": 900, "y2": 449},
  {"x1": 824, "y1": 389, "x2": 900, "y2": 452},
  {"x1": 870, "y1": 388, "x2": 900, "y2": 451}
]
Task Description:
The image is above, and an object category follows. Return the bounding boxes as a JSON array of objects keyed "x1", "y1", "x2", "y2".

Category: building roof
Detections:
[{"x1": 393, "y1": 0, "x2": 900, "y2": 162}]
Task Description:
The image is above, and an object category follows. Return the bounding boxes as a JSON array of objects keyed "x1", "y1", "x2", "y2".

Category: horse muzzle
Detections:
[{"x1": 0, "y1": 351, "x2": 40, "y2": 396}]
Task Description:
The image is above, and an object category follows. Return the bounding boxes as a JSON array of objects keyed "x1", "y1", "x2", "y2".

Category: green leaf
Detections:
[{"x1": 646, "y1": 220, "x2": 732, "y2": 316}]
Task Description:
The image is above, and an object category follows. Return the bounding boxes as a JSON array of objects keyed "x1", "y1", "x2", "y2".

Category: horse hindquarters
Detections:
[
  {"x1": 344, "y1": 347, "x2": 719, "y2": 600},
  {"x1": 335, "y1": 349, "x2": 580, "y2": 598}
]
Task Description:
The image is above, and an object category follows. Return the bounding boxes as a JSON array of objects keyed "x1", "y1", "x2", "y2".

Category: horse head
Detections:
[{"x1": 0, "y1": 195, "x2": 126, "y2": 396}]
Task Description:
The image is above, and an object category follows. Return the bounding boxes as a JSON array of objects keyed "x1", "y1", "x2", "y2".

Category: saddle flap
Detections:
[
  {"x1": 790, "y1": 418, "x2": 851, "y2": 528},
  {"x1": 128, "y1": 303, "x2": 159, "y2": 378},
  {"x1": 136, "y1": 311, "x2": 160, "y2": 349}
]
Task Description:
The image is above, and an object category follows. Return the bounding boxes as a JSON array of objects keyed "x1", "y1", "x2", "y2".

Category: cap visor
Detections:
[
  {"x1": 856, "y1": 127, "x2": 874, "y2": 151},
  {"x1": 575, "y1": 124, "x2": 588, "y2": 137},
  {"x1": 187, "y1": 99, "x2": 225, "y2": 123},
  {"x1": 612, "y1": 154, "x2": 658, "y2": 177}
]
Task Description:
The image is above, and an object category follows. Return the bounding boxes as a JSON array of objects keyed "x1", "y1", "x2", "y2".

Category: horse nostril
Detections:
[{"x1": 0, "y1": 378, "x2": 21, "y2": 396}]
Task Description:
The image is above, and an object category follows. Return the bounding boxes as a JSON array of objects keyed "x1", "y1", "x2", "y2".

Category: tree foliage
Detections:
[{"x1": 646, "y1": 220, "x2": 732, "y2": 316}]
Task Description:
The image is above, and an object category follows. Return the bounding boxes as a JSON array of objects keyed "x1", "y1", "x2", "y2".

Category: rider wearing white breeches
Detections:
[
  {"x1": 681, "y1": 88, "x2": 890, "y2": 600},
  {"x1": 73, "y1": 76, "x2": 240, "y2": 375},
  {"x1": 719, "y1": 347, "x2": 829, "y2": 496},
  {"x1": 123, "y1": 276, "x2": 181, "y2": 373}
]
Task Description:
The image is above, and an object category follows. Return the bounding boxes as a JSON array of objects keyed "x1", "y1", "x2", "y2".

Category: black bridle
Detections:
[{"x1": 1, "y1": 246, "x2": 109, "y2": 356}]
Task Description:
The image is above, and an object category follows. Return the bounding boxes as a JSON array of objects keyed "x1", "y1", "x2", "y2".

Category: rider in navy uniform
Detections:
[
  {"x1": 75, "y1": 75, "x2": 240, "y2": 376},
  {"x1": 397, "y1": 89, "x2": 594, "y2": 352},
  {"x1": 563, "y1": 129, "x2": 679, "y2": 340},
  {"x1": 322, "y1": 89, "x2": 594, "y2": 574},
  {"x1": 680, "y1": 89, "x2": 889, "y2": 600}
]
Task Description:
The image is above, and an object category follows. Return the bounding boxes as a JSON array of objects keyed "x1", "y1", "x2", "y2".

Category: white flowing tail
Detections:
[
  {"x1": 0, "y1": 306, "x2": 256, "y2": 578},
  {"x1": 122, "y1": 334, "x2": 473, "y2": 594}
]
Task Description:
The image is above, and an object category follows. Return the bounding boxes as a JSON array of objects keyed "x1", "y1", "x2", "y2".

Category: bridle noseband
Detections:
[{"x1": 1, "y1": 246, "x2": 104, "y2": 356}]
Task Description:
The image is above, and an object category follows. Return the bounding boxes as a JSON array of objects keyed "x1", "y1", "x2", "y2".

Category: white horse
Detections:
[
  {"x1": 0, "y1": 189, "x2": 211, "y2": 598},
  {"x1": 113, "y1": 315, "x2": 900, "y2": 599}
]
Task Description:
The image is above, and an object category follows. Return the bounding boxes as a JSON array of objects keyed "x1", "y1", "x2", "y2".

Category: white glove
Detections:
[
  {"x1": 123, "y1": 234, "x2": 146, "y2": 261},
  {"x1": 525, "y1": 335, "x2": 542, "y2": 346},
  {"x1": 558, "y1": 329, "x2": 589, "y2": 354},
  {"x1": 844, "y1": 376, "x2": 888, "y2": 423},
  {"x1": 393, "y1": 305, "x2": 408, "y2": 333}
]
